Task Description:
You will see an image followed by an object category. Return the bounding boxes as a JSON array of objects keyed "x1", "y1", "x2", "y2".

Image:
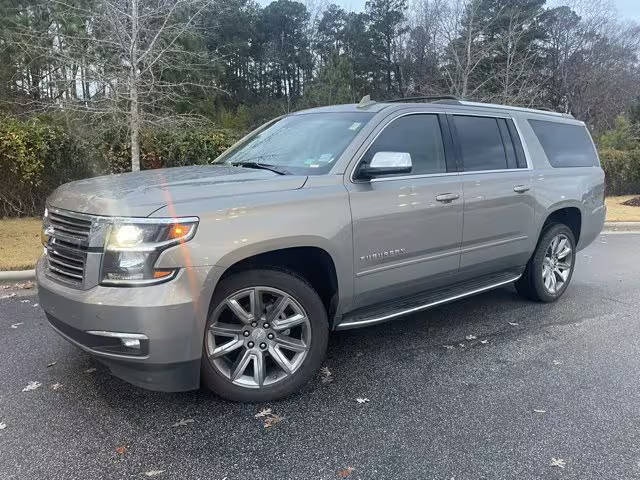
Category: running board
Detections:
[{"x1": 336, "y1": 270, "x2": 522, "y2": 330}]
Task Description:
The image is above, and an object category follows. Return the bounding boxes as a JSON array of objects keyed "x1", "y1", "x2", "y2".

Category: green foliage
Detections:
[
  {"x1": 598, "y1": 115, "x2": 640, "y2": 195},
  {"x1": 0, "y1": 115, "x2": 238, "y2": 217},
  {"x1": 598, "y1": 115, "x2": 639, "y2": 150},
  {"x1": 303, "y1": 55, "x2": 357, "y2": 107},
  {"x1": 600, "y1": 148, "x2": 640, "y2": 196},
  {"x1": 0, "y1": 115, "x2": 92, "y2": 217}
]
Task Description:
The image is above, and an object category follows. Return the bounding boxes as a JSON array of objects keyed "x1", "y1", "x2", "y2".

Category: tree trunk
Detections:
[
  {"x1": 130, "y1": 0, "x2": 140, "y2": 172},
  {"x1": 130, "y1": 79, "x2": 141, "y2": 172}
]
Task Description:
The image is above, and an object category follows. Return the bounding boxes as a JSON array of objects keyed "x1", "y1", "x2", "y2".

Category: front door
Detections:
[{"x1": 346, "y1": 113, "x2": 463, "y2": 309}]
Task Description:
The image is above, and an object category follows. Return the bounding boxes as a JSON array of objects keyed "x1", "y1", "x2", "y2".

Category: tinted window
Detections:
[
  {"x1": 529, "y1": 120, "x2": 598, "y2": 167},
  {"x1": 363, "y1": 114, "x2": 447, "y2": 175},
  {"x1": 453, "y1": 116, "x2": 508, "y2": 171}
]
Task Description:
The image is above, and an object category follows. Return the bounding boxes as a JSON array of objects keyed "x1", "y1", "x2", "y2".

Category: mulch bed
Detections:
[{"x1": 621, "y1": 196, "x2": 640, "y2": 207}]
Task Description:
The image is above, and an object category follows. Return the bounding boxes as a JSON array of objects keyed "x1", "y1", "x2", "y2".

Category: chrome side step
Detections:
[{"x1": 336, "y1": 272, "x2": 521, "y2": 330}]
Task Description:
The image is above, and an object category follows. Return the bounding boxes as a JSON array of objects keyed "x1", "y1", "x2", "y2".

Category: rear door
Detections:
[
  {"x1": 448, "y1": 114, "x2": 536, "y2": 277},
  {"x1": 346, "y1": 112, "x2": 463, "y2": 309}
]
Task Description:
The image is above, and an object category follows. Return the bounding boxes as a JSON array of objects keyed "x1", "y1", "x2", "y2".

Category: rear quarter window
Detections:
[{"x1": 528, "y1": 120, "x2": 598, "y2": 168}]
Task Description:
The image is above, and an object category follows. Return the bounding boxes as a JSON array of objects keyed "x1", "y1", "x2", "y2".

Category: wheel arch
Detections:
[
  {"x1": 540, "y1": 205, "x2": 583, "y2": 244},
  {"x1": 212, "y1": 238, "x2": 345, "y2": 326}
]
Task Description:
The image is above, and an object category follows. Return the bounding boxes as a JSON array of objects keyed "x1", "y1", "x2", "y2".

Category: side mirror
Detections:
[{"x1": 358, "y1": 151, "x2": 412, "y2": 179}]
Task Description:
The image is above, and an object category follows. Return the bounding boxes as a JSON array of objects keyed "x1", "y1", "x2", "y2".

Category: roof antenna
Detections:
[{"x1": 357, "y1": 95, "x2": 376, "y2": 108}]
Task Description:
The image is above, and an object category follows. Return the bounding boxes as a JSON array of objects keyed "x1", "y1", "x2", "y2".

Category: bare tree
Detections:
[
  {"x1": 3, "y1": 0, "x2": 218, "y2": 171},
  {"x1": 438, "y1": 0, "x2": 505, "y2": 99}
]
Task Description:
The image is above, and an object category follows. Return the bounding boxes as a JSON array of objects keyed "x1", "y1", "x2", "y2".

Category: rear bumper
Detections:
[
  {"x1": 577, "y1": 204, "x2": 606, "y2": 251},
  {"x1": 37, "y1": 258, "x2": 223, "y2": 391}
]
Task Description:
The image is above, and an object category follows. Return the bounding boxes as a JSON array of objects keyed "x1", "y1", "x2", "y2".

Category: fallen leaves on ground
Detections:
[
  {"x1": 355, "y1": 397, "x2": 370, "y2": 404},
  {"x1": 465, "y1": 334, "x2": 477, "y2": 340},
  {"x1": 10, "y1": 322, "x2": 23, "y2": 329},
  {"x1": 51, "y1": 383, "x2": 62, "y2": 390},
  {"x1": 171, "y1": 418, "x2": 194, "y2": 427},
  {"x1": 85, "y1": 367, "x2": 97, "y2": 373},
  {"x1": 337, "y1": 466, "x2": 355, "y2": 477},
  {"x1": 115, "y1": 446, "x2": 126, "y2": 455},
  {"x1": 22, "y1": 381, "x2": 42, "y2": 392},
  {"x1": 508, "y1": 321, "x2": 519, "y2": 326},
  {"x1": 320, "y1": 366, "x2": 333, "y2": 384},
  {"x1": 550, "y1": 458, "x2": 566, "y2": 469},
  {"x1": 533, "y1": 409, "x2": 546, "y2": 413},
  {"x1": 263, "y1": 414, "x2": 285, "y2": 428},
  {"x1": 47, "y1": 362, "x2": 56, "y2": 368},
  {"x1": 144, "y1": 470, "x2": 165, "y2": 477},
  {"x1": 254, "y1": 408, "x2": 272, "y2": 418}
]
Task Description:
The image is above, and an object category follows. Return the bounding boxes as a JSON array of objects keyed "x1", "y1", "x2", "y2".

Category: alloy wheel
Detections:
[
  {"x1": 542, "y1": 233, "x2": 573, "y2": 294},
  {"x1": 206, "y1": 286, "x2": 311, "y2": 389}
]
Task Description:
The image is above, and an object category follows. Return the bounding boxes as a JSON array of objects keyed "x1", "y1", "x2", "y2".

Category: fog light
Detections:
[
  {"x1": 86, "y1": 330, "x2": 148, "y2": 353},
  {"x1": 121, "y1": 338, "x2": 141, "y2": 349}
]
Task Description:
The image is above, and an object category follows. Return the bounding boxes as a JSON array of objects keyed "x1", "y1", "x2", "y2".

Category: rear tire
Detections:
[
  {"x1": 202, "y1": 269, "x2": 328, "y2": 402},
  {"x1": 515, "y1": 223, "x2": 576, "y2": 303}
]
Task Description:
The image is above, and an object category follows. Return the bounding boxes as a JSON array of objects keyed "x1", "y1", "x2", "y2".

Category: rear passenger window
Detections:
[
  {"x1": 363, "y1": 114, "x2": 447, "y2": 175},
  {"x1": 453, "y1": 116, "x2": 508, "y2": 171},
  {"x1": 529, "y1": 120, "x2": 598, "y2": 167}
]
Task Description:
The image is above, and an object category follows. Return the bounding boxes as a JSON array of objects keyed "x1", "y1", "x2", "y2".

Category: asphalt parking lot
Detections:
[{"x1": 1, "y1": 233, "x2": 639, "y2": 480}]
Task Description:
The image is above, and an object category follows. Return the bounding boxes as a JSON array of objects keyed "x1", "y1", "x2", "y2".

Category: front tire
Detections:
[
  {"x1": 202, "y1": 269, "x2": 328, "y2": 402},
  {"x1": 515, "y1": 223, "x2": 576, "y2": 303}
]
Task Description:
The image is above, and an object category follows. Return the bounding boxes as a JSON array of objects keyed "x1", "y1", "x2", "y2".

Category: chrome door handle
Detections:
[
  {"x1": 435, "y1": 193, "x2": 460, "y2": 203},
  {"x1": 513, "y1": 185, "x2": 530, "y2": 193}
]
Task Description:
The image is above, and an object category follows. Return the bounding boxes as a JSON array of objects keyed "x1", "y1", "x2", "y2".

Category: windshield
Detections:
[{"x1": 215, "y1": 112, "x2": 375, "y2": 174}]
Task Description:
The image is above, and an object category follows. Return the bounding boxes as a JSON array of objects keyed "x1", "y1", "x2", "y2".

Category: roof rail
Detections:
[
  {"x1": 457, "y1": 100, "x2": 574, "y2": 118},
  {"x1": 385, "y1": 95, "x2": 460, "y2": 103}
]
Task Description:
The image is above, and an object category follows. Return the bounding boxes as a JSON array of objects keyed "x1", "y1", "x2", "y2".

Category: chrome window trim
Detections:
[
  {"x1": 370, "y1": 171, "x2": 459, "y2": 183},
  {"x1": 447, "y1": 111, "x2": 533, "y2": 171},
  {"x1": 349, "y1": 110, "x2": 534, "y2": 183}
]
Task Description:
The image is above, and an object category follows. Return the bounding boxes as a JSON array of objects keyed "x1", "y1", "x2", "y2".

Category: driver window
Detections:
[{"x1": 362, "y1": 114, "x2": 447, "y2": 175}]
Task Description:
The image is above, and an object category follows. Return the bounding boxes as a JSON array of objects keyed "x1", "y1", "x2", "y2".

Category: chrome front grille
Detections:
[
  {"x1": 46, "y1": 243, "x2": 87, "y2": 284},
  {"x1": 48, "y1": 210, "x2": 91, "y2": 242},
  {"x1": 44, "y1": 208, "x2": 95, "y2": 288}
]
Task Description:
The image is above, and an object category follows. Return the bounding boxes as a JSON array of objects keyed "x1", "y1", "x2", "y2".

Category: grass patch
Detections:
[
  {"x1": 605, "y1": 195, "x2": 640, "y2": 222},
  {"x1": 0, "y1": 218, "x2": 42, "y2": 271}
]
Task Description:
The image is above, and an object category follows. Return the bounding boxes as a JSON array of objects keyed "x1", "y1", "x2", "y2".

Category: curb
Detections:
[
  {"x1": 603, "y1": 221, "x2": 640, "y2": 232},
  {"x1": 0, "y1": 269, "x2": 36, "y2": 282}
]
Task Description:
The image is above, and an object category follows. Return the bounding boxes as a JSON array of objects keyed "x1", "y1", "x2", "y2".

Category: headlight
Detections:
[{"x1": 101, "y1": 218, "x2": 198, "y2": 286}]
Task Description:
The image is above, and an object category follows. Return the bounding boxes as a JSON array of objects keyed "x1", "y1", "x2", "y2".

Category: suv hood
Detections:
[{"x1": 47, "y1": 165, "x2": 308, "y2": 217}]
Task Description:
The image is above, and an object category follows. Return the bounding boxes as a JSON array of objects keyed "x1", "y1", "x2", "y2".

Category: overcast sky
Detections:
[
  {"x1": 615, "y1": 0, "x2": 640, "y2": 21},
  {"x1": 258, "y1": 0, "x2": 640, "y2": 21}
]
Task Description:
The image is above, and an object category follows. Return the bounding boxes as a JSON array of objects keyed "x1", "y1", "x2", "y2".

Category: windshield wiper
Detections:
[{"x1": 231, "y1": 161, "x2": 289, "y2": 175}]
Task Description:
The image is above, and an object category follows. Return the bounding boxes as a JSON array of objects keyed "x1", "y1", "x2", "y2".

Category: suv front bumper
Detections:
[{"x1": 37, "y1": 257, "x2": 221, "y2": 391}]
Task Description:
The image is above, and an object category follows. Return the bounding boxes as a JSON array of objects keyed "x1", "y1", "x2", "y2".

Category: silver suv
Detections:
[{"x1": 37, "y1": 97, "x2": 606, "y2": 401}]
